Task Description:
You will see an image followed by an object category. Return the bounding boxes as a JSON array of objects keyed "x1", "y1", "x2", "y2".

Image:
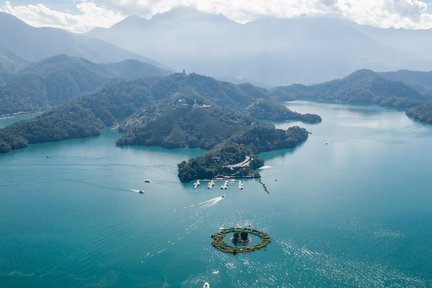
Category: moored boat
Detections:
[{"x1": 194, "y1": 180, "x2": 201, "y2": 189}]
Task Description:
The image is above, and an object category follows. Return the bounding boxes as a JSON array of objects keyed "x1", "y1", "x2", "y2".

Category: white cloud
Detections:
[
  {"x1": 95, "y1": 0, "x2": 432, "y2": 28},
  {"x1": 0, "y1": 1, "x2": 125, "y2": 32},
  {"x1": 1, "y1": 0, "x2": 432, "y2": 31},
  {"x1": 102, "y1": 0, "x2": 334, "y2": 23},
  {"x1": 334, "y1": 0, "x2": 432, "y2": 29}
]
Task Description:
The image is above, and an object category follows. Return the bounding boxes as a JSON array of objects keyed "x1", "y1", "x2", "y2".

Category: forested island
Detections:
[
  {"x1": 0, "y1": 73, "x2": 319, "y2": 181},
  {"x1": 177, "y1": 126, "x2": 308, "y2": 182}
]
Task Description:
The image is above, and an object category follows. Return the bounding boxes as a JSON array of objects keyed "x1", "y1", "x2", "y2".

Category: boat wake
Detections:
[
  {"x1": 129, "y1": 188, "x2": 144, "y2": 194},
  {"x1": 198, "y1": 196, "x2": 225, "y2": 208},
  {"x1": 259, "y1": 165, "x2": 273, "y2": 170}
]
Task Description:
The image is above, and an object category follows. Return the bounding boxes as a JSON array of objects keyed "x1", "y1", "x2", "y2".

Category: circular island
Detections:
[{"x1": 211, "y1": 227, "x2": 271, "y2": 254}]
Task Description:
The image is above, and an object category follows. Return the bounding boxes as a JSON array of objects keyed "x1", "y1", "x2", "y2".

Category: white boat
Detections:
[
  {"x1": 207, "y1": 180, "x2": 214, "y2": 189},
  {"x1": 194, "y1": 180, "x2": 201, "y2": 189},
  {"x1": 238, "y1": 180, "x2": 244, "y2": 190},
  {"x1": 203, "y1": 282, "x2": 210, "y2": 288}
]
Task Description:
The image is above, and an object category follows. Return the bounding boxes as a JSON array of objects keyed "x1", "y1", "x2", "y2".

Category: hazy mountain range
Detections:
[
  {"x1": 3, "y1": 8, "x2": 432, "y2": 88},
  {"x1": 0, "y1": 11, "x2": 161, "y2": 74},
  {"x1": 1, "y1": 7, "x2": 432, "y2": 131},
  {"x1": 87, "y1": 7, "x2": 432, "y2": 86}
]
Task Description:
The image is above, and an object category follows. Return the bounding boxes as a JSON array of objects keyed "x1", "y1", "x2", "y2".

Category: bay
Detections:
[{"x1": 0, "y1": 102, "x2": 431, "y2": 287}]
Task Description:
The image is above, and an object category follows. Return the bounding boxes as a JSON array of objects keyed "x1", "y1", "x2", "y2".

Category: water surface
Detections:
[{"x1": 0, "y1": 102, "x2": 431, "y2": 287}]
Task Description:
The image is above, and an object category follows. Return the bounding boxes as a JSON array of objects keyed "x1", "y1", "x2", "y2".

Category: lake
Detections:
[{"x1": 0, "y1": 102, "x2": 431, "y2": 287}]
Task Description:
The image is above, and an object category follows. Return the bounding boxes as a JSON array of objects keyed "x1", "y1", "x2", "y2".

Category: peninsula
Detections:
[{"x1": 0, "y1": 73, "x2": 319, "y2": 181}]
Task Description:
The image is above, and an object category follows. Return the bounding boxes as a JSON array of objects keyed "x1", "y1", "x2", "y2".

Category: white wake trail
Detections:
[{"x1": 199, "y1": 196, "x2": 224, "y2": 208}]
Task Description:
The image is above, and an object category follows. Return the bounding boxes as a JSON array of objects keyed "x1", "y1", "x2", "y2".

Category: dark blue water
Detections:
[{"x1": 0, "y1": 102, "x2": 431, "y2": 287}]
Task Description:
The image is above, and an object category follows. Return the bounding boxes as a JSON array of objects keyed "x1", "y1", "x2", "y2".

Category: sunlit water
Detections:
[{"x1": 0, "y1": 102, "x2": 431, "y2": 287}]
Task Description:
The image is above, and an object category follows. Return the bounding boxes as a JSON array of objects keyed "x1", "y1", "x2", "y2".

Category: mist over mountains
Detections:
[
  {"x1": 87, "y1": 7, "x2": 432, "y2": 86},
  {"x1": 0, "y1": 11, "x2": 161, "y2": 73}
]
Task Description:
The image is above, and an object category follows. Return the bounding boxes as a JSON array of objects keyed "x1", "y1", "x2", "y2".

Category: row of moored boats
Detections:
[{"x1": 193, "y1": 179, "x2": 244, "y2": 190}]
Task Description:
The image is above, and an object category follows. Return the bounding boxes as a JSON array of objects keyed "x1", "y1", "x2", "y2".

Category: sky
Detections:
[{"x1": 1, "y1": 0, "x2": 432, "y2": 32}]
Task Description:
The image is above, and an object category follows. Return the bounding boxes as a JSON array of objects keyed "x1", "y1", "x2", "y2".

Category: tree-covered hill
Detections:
[
  {"x1": 0, "y1": 73, "x2": 317, "y2": 181},
  {"x1": 0, "y1": 73, "x2": 317, "y2": 153},
  {"x1": 177, "y1": 126, "x2": 308, "y2": 182},
  {"x1": 117, "y1": 105, "x2": 255, "y2": 149},
  {"x1": 272, "y1": 69, "x2": 427, "y2": 109},
  {"x1": 0, "y1": 55, "x2": 170, "y2": 116},
  {"x1": 406, "y1": 102, "x2": 432, "y2": 124}
]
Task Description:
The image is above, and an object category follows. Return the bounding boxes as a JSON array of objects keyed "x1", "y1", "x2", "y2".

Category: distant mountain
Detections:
[
  {"x1": 359, "y1": 26, "x2": 432, "y2": 67},
  {"x1": 0, "y1": 12, "x2": 159, "y2": 65},
  {"x1": 0, "y1": 54, "x2": 171, "y2": 116},
  {"x1": 87, "y1": 8, "x2": 432, "y2": 86},
  {"x1": 379, "y1": 70, "x2": 432, "y2": 96},
  {"x1": 0, "y1": 47, "x2": 28, "y2": 76},
  {"x1": 272, "y1": 69, "x2": 427, "y2": 108}
]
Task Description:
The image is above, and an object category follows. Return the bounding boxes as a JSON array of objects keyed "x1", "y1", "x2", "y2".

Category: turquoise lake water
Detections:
[{"x1": 0, "y1": 102, "x2": 431, "y2": 287}]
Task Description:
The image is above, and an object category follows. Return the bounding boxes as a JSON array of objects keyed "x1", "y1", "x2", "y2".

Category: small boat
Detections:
[
  {"x1": 238, "y1": 180, "x2": 244, "y2": 190},
  {"x1": 221, "y1": 195, "x2": 225, "y2": 198},
  {"x1": 144, "y1": 179, "x2": 151, "y2": 183},
  {"x1": 207, "y1": 180, "x2": 214, "y2": 189},
  {"x1": 194, "y1": 180, "x2": 200, "y2": 189},
  {"x1": 138, "y1": 190, "x2": 144, "y2": 194},
  {"x1": 203, "y1": 282, "x2": 210, "y2": 288},
  {"x1": 325, "y1": 141, "x2": 329, "y2": 145}
]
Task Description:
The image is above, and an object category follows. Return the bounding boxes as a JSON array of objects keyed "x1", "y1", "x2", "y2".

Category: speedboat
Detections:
[
  {"x1": 203, "y1": 282, "x2": 210, "y2": 288},
  {"x1": 138, "y1": 190, "x2": 144, "y2": 194},
  {"x1": 144, "y1": 179, "x2": 151, "y2": 183},
  {"x1": 221, "y1": 195, "x2": 225, "y2": 198}
]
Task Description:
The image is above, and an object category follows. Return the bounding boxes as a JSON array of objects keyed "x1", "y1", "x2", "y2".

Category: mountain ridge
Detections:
[
  {"x1": 0, "y1": 54, "x2": 171, "y2": 116},
  {"x1": 86, "y1": 8, "x2": 432, "y2": 86},
  {"x1": 272, "y1": 69, "x2": 427, "y2": 108},
  {"x1": 0, "y1": 12, "x2": 160, "y2": 66}
]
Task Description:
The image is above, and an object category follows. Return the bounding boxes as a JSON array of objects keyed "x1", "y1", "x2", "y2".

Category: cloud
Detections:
[
  {"x1": 0, "y1": 1, "x2": 125, "y2": 32},
  {"x1": 97, "y1": 0, "x2": 432, "y2": 28},
  {"x1": 102, "y1": 0, "x2": 334, "y2": 23},
  {"x1": 334, "y1": 0, "x2": 432, "y2": 29},
  {"x1": 1, "y1": 0, "x2": 432, "y2": 31}
]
